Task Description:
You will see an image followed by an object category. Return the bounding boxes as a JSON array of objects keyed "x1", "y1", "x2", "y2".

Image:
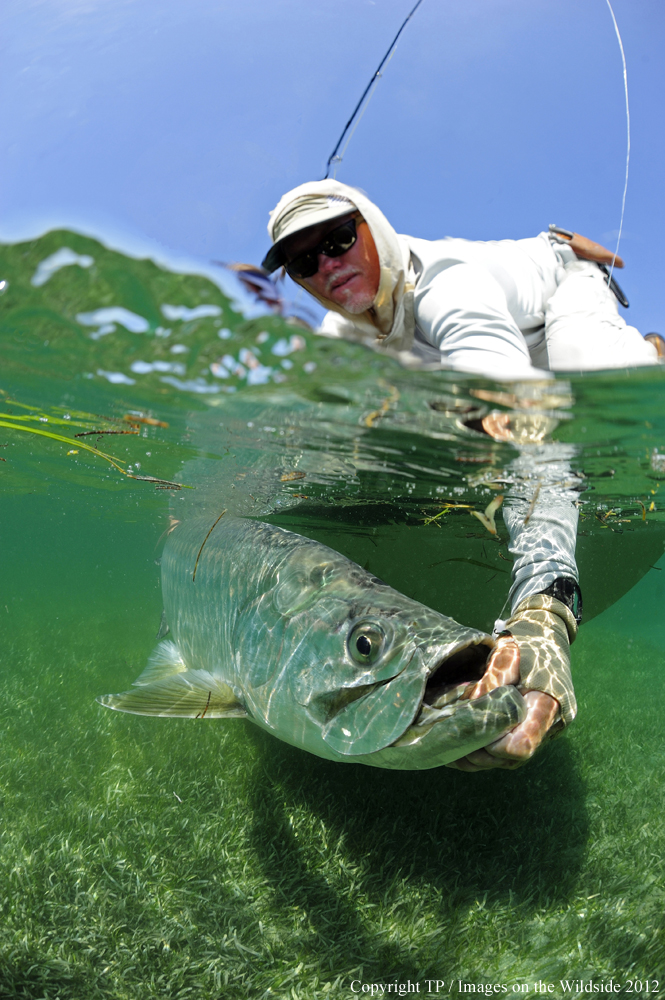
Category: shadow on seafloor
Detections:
[{"x1": 244, "y1": 724, "x2": 588, "y2": 975}]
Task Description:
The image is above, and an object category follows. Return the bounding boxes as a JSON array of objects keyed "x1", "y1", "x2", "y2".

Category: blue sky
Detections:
[{"x1": 1, "y1": 0, "x2": 664, "y2": 333}]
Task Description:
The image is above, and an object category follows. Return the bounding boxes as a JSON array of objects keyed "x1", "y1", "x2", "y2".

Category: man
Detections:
[
  {"x1": 261, "y1": 180, "x2": 658, "y2": 376},
  {"x1": 259, "y1": 180, "x2": 654, "y2": 770}
]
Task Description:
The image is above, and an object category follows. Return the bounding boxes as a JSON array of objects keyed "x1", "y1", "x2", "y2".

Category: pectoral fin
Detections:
[
  {"x1": 97, "y1": 669, "x2": 247, "y2": 719},
  {"x1": 156, "y1": 610, "x2": 170, "y2": 640}
]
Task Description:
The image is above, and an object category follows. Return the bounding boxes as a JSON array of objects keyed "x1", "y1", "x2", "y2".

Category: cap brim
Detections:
[
  {"x1": 261, "y1": 243, "x2": 285, "y2": 274},
  {"x1": 261, "y1": 200, "x2": 356, "y2": 274}
]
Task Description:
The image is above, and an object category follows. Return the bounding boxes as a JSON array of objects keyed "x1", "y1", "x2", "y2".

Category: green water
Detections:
[{"x1": 0, "y1": 231, "x2": 663, "y2": 998}]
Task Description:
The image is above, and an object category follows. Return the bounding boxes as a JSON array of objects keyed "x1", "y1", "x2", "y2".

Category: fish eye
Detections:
[
  {"x1": 356, "y1": 635, "x2": 372, "y2": 656},
  {"x1": 348, "y1": 622, "x2": 385, "y2": 664}
]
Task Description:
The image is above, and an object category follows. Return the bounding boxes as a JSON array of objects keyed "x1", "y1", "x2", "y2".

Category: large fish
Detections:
[{"x1": 99, "y1": 516, "x2": 526, "y2": 769}]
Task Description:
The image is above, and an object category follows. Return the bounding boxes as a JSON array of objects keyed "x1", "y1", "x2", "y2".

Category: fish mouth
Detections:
[
  {"x1": 422, "y1": 640, "x2": 491, "y2": 708},
  {"x1": 376, "y1": 636, "x2": 527, "y2": 763}
]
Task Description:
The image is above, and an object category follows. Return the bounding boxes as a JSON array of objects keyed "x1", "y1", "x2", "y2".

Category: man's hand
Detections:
[
  {"x1": 446, "y1": 636, "x2": 559, "y2": 772},
  {"x1": 447, "y1": 594, "x2": 578, "y2": 772}
]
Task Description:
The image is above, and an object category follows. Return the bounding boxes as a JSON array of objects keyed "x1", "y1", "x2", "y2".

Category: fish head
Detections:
[{"x1": 237, "y1": 537, "x2": 526, "y2": 768}]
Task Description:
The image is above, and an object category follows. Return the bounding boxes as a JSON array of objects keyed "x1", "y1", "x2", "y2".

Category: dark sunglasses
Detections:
[{"x1": 285, "y1": 218, "x2": 359, "y2": 280}]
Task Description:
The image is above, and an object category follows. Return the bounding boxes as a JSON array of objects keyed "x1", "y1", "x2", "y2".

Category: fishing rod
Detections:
[
  {"x1": 323, "y1": 0, "x2": 426, "y2": 179},
  {"x1": 322, "y1": 0, "x2": 632, "y2": 305}
]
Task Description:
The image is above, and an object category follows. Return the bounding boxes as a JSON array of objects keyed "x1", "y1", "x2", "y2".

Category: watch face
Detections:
[{"x1": 543, "y1": 577, "x2": 583, "y2": 625}]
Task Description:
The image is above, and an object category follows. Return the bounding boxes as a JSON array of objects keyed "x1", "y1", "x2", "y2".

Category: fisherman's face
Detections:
[{"x1": 284, "y1": 214, "x2": 381, "y2": 314}]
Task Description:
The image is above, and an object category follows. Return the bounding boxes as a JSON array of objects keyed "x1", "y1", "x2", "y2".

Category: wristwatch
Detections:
[{"x1": 540, "y1": 577, "x2": 583, "y2": 627}]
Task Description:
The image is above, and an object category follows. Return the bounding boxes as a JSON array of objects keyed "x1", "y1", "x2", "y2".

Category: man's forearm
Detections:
[{"x1": 501, "y1": 442, "x2": 581, "y2": 613}]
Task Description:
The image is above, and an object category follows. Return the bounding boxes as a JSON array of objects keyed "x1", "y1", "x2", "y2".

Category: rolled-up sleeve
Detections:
[{"x1": 414, "y1": 262, "x2": 538, "y2": 377}]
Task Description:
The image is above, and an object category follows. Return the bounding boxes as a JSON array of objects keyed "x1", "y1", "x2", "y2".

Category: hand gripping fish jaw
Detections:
[
  {"x1": 347, "y1": 638, "x2": 526, "y2": 770},
  {"x1": 98, "y1": 517, "x2": 527, "y2": 770}
]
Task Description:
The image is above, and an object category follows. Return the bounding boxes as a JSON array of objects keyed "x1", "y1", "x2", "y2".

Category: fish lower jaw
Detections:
[{"x1": 389, "y1": 684, "x2": 526, "y2": 756}]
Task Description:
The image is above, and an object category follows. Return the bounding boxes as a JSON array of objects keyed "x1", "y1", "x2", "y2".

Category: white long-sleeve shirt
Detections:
[
  {"x1": 407, "y1": 233, "x2": 557, "y2": 376},
  {"x1": 321, "y1": 230, "x2": 657, "y2": 374}
]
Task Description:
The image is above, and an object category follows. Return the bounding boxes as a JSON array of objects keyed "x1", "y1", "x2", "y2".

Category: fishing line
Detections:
[
  {"x1": 323, "y1": 0, "x2": 426, "y2": 179},
  {"x1": 604, "y1": 0, "x2": 630, "y2": 286}
]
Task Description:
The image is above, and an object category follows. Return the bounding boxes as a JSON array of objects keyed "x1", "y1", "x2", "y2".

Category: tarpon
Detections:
[{"x1": 99, "y1": 516, "x2": 526, "y2": 768}]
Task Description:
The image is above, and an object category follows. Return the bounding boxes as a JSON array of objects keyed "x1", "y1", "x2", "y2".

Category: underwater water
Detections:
[{"x1": 0, "y1": 230, "x2": 664, "y2": 998}]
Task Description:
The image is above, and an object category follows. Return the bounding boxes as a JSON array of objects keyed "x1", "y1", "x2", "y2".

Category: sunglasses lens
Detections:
[
  {"x1": 321, "y1": 221, "x2": 357, "y2": 258},
  {"x1": 285, "y1": 219, "x2": 358, "y2": 280},
  {"x1": 286, "y1": 251, "x2": 318, "y2": 280}
]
